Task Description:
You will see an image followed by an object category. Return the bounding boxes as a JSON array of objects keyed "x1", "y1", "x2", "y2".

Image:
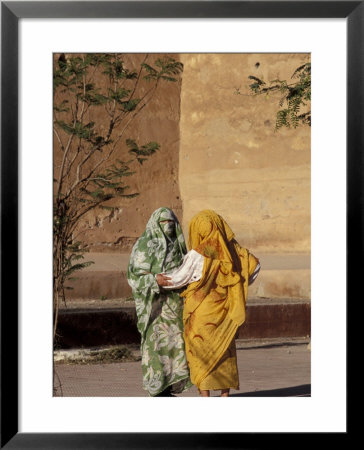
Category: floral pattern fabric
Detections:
[{"x1": 127, "y1": 207, "x2": 192, "y2": 396}]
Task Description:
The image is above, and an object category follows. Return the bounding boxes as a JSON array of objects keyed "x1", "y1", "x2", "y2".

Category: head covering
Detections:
[
  {"x1": 127, "y1": 208, "x2": 191, "y2": 395},
  {"x1": 127, "y1": 207, "x2": 186, "y2": 341},
  {"x1": 188, "y1": 209, "x2": 234, "y2": 260},
  {"x1": 158, "y1": 208, "x2": 177, "y2": 240},
  {"x1": 181, "y1": 209, "x2": 259, "y2": 387},
  {"x1": 145, "y1": 207, "x2": 186, "y2": 269},
  {"x1": 182, "y1": 210, "x2": 249, "y2": 315}
]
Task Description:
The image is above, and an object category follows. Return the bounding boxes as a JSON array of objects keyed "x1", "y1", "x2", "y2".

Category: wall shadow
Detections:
[{"x1": 230, "y1": 384, "x2": 311, "y2": 397}]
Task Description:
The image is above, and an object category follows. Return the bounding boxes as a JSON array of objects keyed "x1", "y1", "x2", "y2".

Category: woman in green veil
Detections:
[{"x1": 127, "y1": 207, "x2": 192, "y2": 396}]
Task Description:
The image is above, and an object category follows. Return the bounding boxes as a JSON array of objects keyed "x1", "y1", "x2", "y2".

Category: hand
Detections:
[{"x1": 156, "y1": 273, "x2": 172, "y2": 287}]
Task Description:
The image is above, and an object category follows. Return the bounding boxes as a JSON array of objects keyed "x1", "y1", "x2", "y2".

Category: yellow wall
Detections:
[{"x1": 179, "y1": 53, "x2": 310, "y2": 253}]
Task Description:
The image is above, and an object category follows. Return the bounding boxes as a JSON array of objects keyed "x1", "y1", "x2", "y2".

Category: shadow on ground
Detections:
[{"x1": 230, "y1": 384, "x2": 311, "y2": 397}]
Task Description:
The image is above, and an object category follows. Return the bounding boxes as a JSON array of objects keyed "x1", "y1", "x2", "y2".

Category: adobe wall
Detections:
[
  {"x1": 55, "y1": 53, "x2": 183, "y2": 253},
  {"x1": 179, "y1": 53, "x2": 311, "y2": 254},
  {"x1": 54, "y1": 53, "x2": 310, "y2": 255}
]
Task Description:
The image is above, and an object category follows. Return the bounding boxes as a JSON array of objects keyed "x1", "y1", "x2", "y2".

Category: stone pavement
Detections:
[{"x1": 54, "y1": 338, "x2": 311, "y2": 397}]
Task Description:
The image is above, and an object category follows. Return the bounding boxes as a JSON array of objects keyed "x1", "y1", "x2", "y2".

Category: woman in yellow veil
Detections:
[{"x1": 158, "y1": 210, "x2": 260, "y2": 397}]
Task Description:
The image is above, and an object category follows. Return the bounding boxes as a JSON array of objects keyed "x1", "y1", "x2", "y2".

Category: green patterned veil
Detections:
[
  {"x1": 127, "y1": 207, "x2": 192, "y2": 396},
  {"x1": 127, "y1": 207, "x2": 187, "y2": 343}
]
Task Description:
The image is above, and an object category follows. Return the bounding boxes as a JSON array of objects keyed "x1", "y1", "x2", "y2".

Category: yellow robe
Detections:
[{"x1": 181, "y1": 210, "x2": 259, "y2": 390}]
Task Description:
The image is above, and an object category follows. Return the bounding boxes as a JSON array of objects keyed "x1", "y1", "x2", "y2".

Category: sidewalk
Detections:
[
  {"x1": 64, "y1": 252, "x2": 311, "y2": 300},
  {"x1": 54, "y1": 338, "x2": 311, "y2": 397}
]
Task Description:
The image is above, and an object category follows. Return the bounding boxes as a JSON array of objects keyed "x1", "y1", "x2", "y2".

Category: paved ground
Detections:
[{"x1": 54, "y1": 338, "x2": 311, "y2": 397}]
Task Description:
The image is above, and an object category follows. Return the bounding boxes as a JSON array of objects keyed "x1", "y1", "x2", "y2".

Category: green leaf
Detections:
[
  {"x1": 120, "y1": 99, "x2": 141, "y2": 112},
  {"x1": 142, "y1": 57, "x2": 183, "y2": 82},
  {"x1": 126, "y1": 139, "x2": 160, "y2": 157},
  {"x1": 55, "y1": 120, "x2": 74, "y2": 135},
  {"x1": 54, "y1": 100, "x2": 70, "y2": 113},
  {"x1": 248, "y1": 75, "x2": 265, "y2": 85},
  {"x1": 108, "y1": 87, "x2": 131, "y2": 102}
]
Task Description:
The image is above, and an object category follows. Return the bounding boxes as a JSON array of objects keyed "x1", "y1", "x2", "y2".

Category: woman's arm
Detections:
[
  {"x1": 248, "y1": 261, "x2": 261, "y2": 285},
  {"x1": 157, "y1": 249, "x2": 204, "y2": 289}
]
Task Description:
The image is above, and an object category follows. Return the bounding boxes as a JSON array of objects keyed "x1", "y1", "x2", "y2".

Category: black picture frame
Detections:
[{"x1": 1, "y1": 1, "x2": 356, "y2": 448}]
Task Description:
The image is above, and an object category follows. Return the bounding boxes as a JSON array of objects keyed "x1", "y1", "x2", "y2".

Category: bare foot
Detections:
[
  {"x1": 200, "y1": 389, "x2": 210, "y2": 397},
  {"x1": 220, "y1": 389, "x2": 229, "y2": 397}
]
